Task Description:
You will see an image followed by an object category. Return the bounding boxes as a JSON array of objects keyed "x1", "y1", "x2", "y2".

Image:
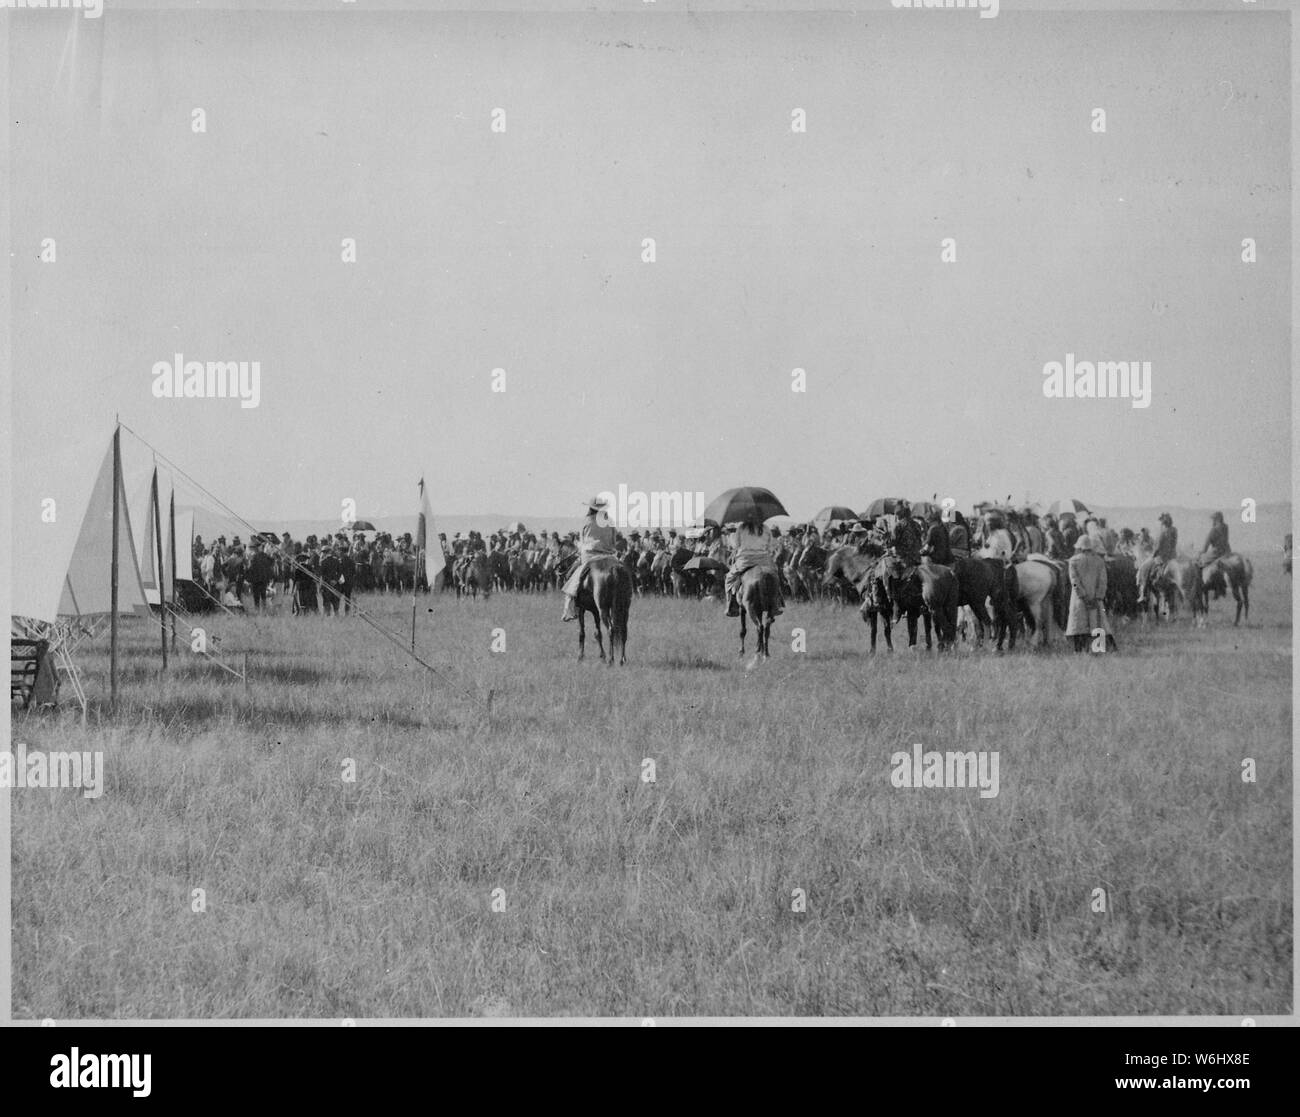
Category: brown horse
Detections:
[
  {"x1": 458, "y1": 552, "x2": 491, "y2": 600},
  {"x1": 882, "y1": 557, "x2": 959, "y2": 650},
  {"x1": 1199, "y1": 553, "x2": 1253, "y2": 626},
  {"x1": 824, "y1": 543, "x2": 893, "y2": 652},
  {"x1": 950, "y1": 556, "x2": 1018, "y2": 651},
  {"x1": 737, "y1": 565, "x2": 782, "y2": 666},
  {"x1": 574, "y1": 556, "x2": 633, "y2": 665}
]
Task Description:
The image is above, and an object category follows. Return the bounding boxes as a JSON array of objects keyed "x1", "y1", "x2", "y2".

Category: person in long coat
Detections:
[
  {"x1": 292, "y1": 543, "x2": 319, "y2": 614},
  {"x1": 1066, "y1": 536, "x2": 1112, "y2": 651}
]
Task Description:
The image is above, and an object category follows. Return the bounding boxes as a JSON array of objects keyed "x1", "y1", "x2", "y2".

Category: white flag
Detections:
[{"x1": 417, "y1": 478, "x2": 445, "y2": 578}]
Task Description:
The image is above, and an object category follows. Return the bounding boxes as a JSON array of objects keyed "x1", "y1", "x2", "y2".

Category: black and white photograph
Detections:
[{"x1": 3, "y1": 0, "x2": 1294, "y2": 1034}]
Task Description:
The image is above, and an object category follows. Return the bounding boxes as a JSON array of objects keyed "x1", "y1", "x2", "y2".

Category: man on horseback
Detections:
[
  {"x1": 891, "y1": 501, "x2": 924, "y2": 567},
  {"x1": 1136, "y1": 512, "x2": 1177, "y2": 606},
  {"x1": 979, "y1": 509, "x2": 1013, "y2": 565},
  {"x1": 561, "y1": 496, "x2": 618, "y2": 621},
  {"x1": 724, "y1": 512, "x2": 785, "y2": 618},
  {"x1": 947, "y1": 511, "x2": 972, "y2": 560},
  {"x1": 920, "y1": 506, "x2": 952, "y2": 565},
  {"x1": 1197, "y1": 511, "x2": 1231, "y2": 575}
]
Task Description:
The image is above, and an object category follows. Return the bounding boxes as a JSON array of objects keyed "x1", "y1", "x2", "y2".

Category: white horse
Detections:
[{"x1": 1012, "y1": 554, "x2": 1066, "y2": 647}]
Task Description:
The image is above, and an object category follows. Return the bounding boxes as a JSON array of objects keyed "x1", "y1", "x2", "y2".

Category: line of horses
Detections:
[{"x1": 443, "y1": 539, "x2": 1256, "y2": 669}]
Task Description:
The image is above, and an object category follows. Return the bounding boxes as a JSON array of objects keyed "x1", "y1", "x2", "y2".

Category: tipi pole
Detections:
[
  {"x1": 152, "y1": 468, "x2": 167, "y2": 669},
  {"x1": 411, "y1": 556, "x2": 418, "y2": 653},
  {"x1": 109, "y1": 425, "x2": 121, "y2": 711}
]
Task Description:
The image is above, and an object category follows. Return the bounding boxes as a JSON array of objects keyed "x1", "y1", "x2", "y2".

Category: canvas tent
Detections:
[
  {"x1": 12, "y1": 428, "x2": 167, "y2": 712},
  {"x1": 14, "y1": 430, "x2": 154, "y2": 625}
]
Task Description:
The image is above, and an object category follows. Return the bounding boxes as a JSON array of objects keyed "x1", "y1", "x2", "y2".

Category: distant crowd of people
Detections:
[{"x1": 188, "y1": 504, "x2": 1239, "y2": 647}]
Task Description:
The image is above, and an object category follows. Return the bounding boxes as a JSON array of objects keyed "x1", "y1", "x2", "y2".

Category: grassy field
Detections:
[{"x1": 10, "y1": 557, "x2": 1292, "y2": 1019}]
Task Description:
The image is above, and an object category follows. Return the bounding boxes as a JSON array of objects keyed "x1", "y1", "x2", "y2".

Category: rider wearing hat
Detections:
[
  {"x1": 1137, "y1": 512, "x2": 1177, "y2": 604},
  {"x1": 561, "y1": 496, "x2": 618, "y2": 621}
]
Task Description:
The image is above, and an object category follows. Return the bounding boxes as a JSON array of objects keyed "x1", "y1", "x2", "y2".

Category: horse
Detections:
[
  {"x1": 950, "y1": 556, "x2": 1017, "y2": 651},
  {"x1": 736, "y1": 565, "x2": 782, "y2": 666},
  {"x1": 1149, "y1": 557, "x2": 1196, "y2": 621},
  {"x1": 458, "y1": 552, "x2": 492, "y2": 600},
  {"x1": 489, "y1": 550, "x2": 511, "y2": 592},
  {"x1": 1011, "y1": 554, "x2": 1068, "y2": 647},
  {"x1": 1103, "y1": 553, "x2": 1139, "y2": 620},
  {"x1": 574, "y1": 556, "x2": 633, "y2": 665},
  {"x1": 824, "y1": 544, "x2": 894, "y2": 652},
  {"x1": 1199, "y1": 553, "x2": 1253, "y2": 626},
  {"x1": 510, "y1": 551, "x2": 534, "y2": 593},
  {"x1": 882, "y1": 557, "x2": 959, "y2": 650}
]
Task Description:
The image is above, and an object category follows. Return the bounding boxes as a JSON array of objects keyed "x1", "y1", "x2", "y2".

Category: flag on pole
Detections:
[{"x1": 417, "y1": 478, "x2": 445, "y2": 580}]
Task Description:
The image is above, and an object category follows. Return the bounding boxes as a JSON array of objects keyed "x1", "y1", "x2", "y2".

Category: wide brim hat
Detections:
[{"x1": 583, "y1": 496, "x2": 610, "y2": 510}]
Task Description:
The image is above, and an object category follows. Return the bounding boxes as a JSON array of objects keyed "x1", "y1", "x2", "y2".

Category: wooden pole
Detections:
[
  {"x1": 411, "y1": 550, "x2": 419, "y2": 653},
  {"x1": 152, "y1": 469, "x2": 167, "y2": 670},
  {"x1": 168, "y1": 489, "x2": 177, "y2": 651},
  {"x1": 109, "y1": 425, "x2": 121, "y2": 711}
]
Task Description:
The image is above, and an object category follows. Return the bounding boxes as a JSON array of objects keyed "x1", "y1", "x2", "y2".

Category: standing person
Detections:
[
  {"x1": 1059, "y1": 514, "x2": 1080, "y2": 551},
  {"x1": 561, "y1": 496, "x2": 618, "y2": 621},
  {"x1": 293, "y1": 543, "x2": 319, "y2": 615},
  {"x1": 338, "y1": 543, "x2": 357, "y2": 613},
  {"x1": 199, "y1": 545, "x2": 216, "y2": 593},
  {"x1": 319, "y1": 544, "x2": 342, "y2": 616},
  {"x1": 247, "y1": 539, "x2": 275, "y2": 611},
  {"x1": 724, "y1": 512, "x2": 784, "y2": 618},
  {"x1": 225, "y1": 542, "x2": 246, "y2": 601},
  {"x1": 1065, "y1": 536, "x2": 1113, "y2": 652}
]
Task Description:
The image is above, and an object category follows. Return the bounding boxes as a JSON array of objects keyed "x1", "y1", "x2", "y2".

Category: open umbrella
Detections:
[
  {"x1": 343, "y1": 520, "x2": 377, "y2": 532},
  {"x1": 810, "y1": 505, "x2": 860, "y2": 531},
  {"x1": 862, "y1": 497, "x2": 904, "y2": 519},
  {"x1": 703, "y1": 487, "x2": 788, "y2": 526},
  {"x1": 764, "y1": 514, "x2": 800, "y2": 534},
  {"x1": 910, "y1": 501, "x2": 941, "y2": 520},
  {"x1": 1047, "y1": 499, "x2": 1091, "y2": 517}
]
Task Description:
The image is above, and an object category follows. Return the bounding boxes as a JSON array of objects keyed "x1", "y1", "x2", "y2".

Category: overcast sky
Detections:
[{"x1": 9, "y1": 7, "x2": 1290, "y2": 523}]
